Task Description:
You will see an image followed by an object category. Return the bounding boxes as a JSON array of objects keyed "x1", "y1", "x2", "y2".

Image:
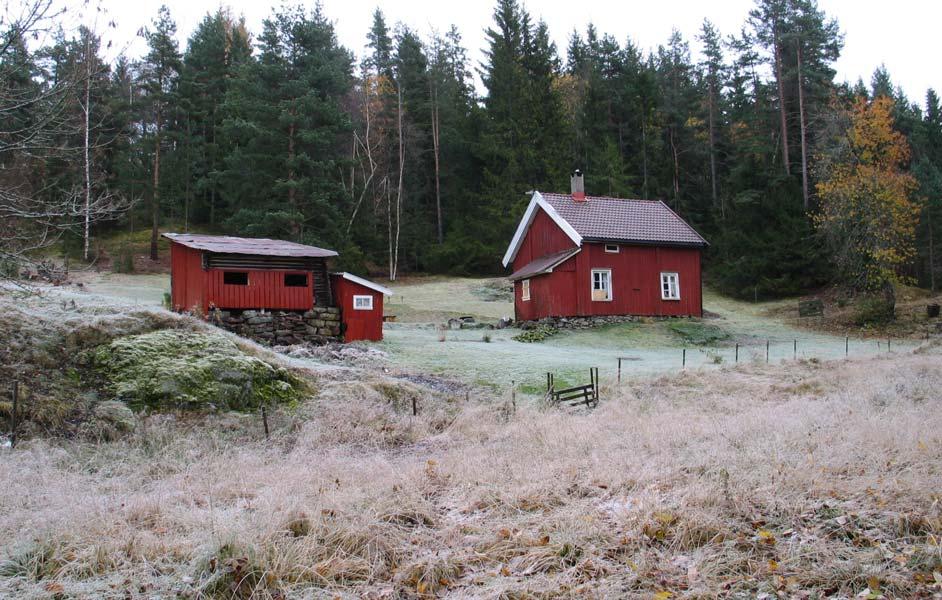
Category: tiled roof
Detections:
[
  {"x1": 539, "y1": 193, "x2": 708, "y2": 247},
  {"x1": 508, "y1": 247, "x2": 581, "y2": 281},
  {"x1": 163, "y1": 233, "x2": 338, "y2": 258}
]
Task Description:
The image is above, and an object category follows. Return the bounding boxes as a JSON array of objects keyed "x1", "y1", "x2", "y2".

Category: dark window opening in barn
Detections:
[
  {"x1": 224, "y1": 271, "x2": 248, "y2": 285},
  {"x1": 284, "y1": 273, "x2": 308, "y2": 287}
]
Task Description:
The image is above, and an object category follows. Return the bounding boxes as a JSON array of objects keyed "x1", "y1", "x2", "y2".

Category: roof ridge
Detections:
[{"x1": 538, "y1": 191, "x2": 663, "y2": 204}]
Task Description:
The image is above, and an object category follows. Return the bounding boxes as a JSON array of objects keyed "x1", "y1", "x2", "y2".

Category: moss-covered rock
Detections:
[{"x1": 93, "y1": 330, "x2": 300, "y2": 411}]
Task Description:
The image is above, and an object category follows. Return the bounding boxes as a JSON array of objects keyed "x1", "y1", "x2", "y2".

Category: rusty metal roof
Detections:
[
  {"x1": 540, "y1": 193, "x2": 708, "y2": 247},
  {"x1": 162, "y1": 233, "x2": 338, "y2": 258},
  {"x1": 509, "y1": 247, "x2": 581, "y2": 281}
]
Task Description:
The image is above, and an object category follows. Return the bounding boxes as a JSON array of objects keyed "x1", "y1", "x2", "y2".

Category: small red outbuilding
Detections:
[
  {"x1": 164, "y1": 233, "x2": 391, "y2": 343},
  {"x1": 330, "y1": 272, "x2": 393, "y2": 342},
  {"x1": 502, "y1": 171, "x2": 709, "y2": 322}
]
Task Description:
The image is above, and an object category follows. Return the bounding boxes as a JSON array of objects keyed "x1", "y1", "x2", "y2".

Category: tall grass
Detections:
[{"x1": 1, "y1": 346, "x2": 941, "y2": 597}]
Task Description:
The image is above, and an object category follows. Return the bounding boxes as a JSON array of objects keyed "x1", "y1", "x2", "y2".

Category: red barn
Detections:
[
  {"x1": 165, "y1": 233, "x2": 337, "y2": 313},
  {"x1": 330, "y1": 272, "x2": 393, "y2": 342},
  {"x1": 164, "y1": 233, "x2": 390, "y2": 343},
  {"x1": 502, "y1": 171, "x2": 708, "y2": 321}
]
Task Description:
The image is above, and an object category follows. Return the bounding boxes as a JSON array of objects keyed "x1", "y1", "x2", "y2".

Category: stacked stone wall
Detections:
[{"x1": 211, "y1": 307, "x2": 341, "y2": 345}]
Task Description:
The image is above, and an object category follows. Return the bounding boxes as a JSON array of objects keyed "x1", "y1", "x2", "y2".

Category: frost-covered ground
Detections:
[
  {"x1": 379, "y1": 280, "x2": 922, "y2": 392},
  {"x1": 74, "y1": 273, "x2": 924, "y2": 393}
]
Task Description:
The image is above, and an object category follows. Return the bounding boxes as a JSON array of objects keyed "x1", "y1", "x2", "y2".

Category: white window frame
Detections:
[
  {"x1": 521, "y1": 279, "x2": 531, "y2": 301},
  {"x1": 591, "y1": 269, "x2": 612, "y2": 302},
  {"x1": 353, "y1": 294, "x2": 374, "y2": 310},
  {"x1": 661, "y1": 272, "x2": 680, "y2": 300},
  {"x1": 604, "y1": 244, "x2": 620, "y2": 253}
]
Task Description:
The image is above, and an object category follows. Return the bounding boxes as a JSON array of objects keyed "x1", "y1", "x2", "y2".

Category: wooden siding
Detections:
[
  {"x1": 331, "y1": 274, "x2": 384, "y2": 342},
  {"x1": 170, "y1": 242, "x2": 206, "y2": 312},
  {"x1": 511, "y1": 217, "x2": 702, "y2": 320},
  {"x1": 511, "y1": 206, "x2": 579, "y2": 272},
  {"x1": 204, "y1": 269, "x2": 314, "y2": 311},
  {"x1": 169, "y1": 240, "x2": 316, "y2": 313}
]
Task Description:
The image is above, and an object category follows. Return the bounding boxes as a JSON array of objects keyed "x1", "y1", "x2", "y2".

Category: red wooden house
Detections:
[
  {"x1": 164, "y1": 233, "x2": 391, "y2": 342},
  {"x1": 502, "y1": 171, "x2": 708, "y2": 321}
]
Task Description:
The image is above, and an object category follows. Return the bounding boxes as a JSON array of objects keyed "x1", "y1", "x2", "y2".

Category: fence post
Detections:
[
  {"x1": 261, "y1": 405, "x2": 270, "y2": 439},
  {"x1": 617, "y1": 358, "x2": 622, "y2": 383},
  {"x1": 10, "y1": 381, "x2": 18, "y2": 449},
  {"x1": 793, "y1": 339, "x2": 797, "y2": 359},
  {"x1": 888, "y1": 338, "x2": 891, "y2": 353},
  {"x1": 735, "y1": 343, "x2": 739, "y2": 363},
  {"x1": 766, "y1": 339, "x2": 770, "y2": 363},
  {"x1": 511, "y1": 380, "x2": 516, "y2": 413},
  {"x1": 682, "y1": 348, "x2": 686, "y2": 368},
  {"x1": 845, "y1": 336, "x2": 849, "y2": 357},
  {"x1": 412, "y1": 397, "x2": 418, "y2": 416}
]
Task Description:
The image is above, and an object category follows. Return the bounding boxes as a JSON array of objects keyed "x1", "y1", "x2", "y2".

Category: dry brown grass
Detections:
[{"x1": 2, "y1": 344, "x2": 942, "y2": 598}]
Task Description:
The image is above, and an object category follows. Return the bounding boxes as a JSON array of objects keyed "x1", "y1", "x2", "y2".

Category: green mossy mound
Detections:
[{"x1": 94, "y1": 329, "x2": 301, "y2": 411}]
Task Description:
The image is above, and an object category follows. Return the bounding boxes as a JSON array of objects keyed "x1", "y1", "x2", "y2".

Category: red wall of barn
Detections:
[
  {"x1": 511, "y1": 210, "x2": 702, "y2": 319},
  {"x1": 170, "y1": 242, "x2": 206, "y2": 312},
  {"x1": 204, "y1": 269, "x2": 314, "y2": 311},
  {"x1": 169, "y1": 241, "x2": 314, "y2": 313},
  {"x1": 331, "y1": 275, "x2": 385, "y2": 342}
]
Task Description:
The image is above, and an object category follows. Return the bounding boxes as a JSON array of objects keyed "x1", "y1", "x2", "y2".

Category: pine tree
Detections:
[
  {"x1": 220, "y1": 4, "x2": 353, "y2": 245},
  {"x1": 140, "y1": 5, "x2": 181, "y2": 260}
]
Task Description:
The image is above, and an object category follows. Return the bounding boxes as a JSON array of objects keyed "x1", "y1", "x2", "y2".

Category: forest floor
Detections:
[{"x1": 2, "y1": 283, "x2": 941, "y2": 598}]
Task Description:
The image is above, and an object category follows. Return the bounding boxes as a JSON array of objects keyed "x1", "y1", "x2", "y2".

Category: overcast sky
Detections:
[{"x1": 85, "y1": 0, "x2": 939, "y2": 105}]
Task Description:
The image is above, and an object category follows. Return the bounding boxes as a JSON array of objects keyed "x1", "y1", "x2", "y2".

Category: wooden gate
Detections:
[{"x1": 545, "y1": 368, "x2": 599, "y2": 408}]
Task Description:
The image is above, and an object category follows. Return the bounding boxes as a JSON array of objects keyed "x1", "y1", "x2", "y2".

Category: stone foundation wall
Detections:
[
  {"x1": 211, "y1": 307, "x2": 342, "y2": 346},
  {"x1": 519, "y1": 315, "x2": 638, "y2": 330}
]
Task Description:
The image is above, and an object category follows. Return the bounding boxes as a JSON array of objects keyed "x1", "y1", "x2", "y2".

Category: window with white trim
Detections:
[
  {"x1": 521, "y1": 279, "x2": 531, "y2": 301},
  {"x1": 591, "y1": 269, "x2": 612, "y2": 301},
  {"x1": 661, "y1": 272, "x2": 680, "y2": 300},
  {"x1": 353, "y1": 294, "x2": 374, "y2": 310},
  {"x1": 604, "y1": 244, "x2": 620, "y2": 253}
]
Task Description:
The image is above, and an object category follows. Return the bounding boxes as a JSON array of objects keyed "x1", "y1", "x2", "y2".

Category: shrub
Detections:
[{"x1": 853, "y1": 296, "x2": 895, "y2": 325}]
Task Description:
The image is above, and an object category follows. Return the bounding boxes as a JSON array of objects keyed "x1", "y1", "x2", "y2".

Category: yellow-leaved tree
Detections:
[{"x1": 815, "y1": 96, "x2": 921, "y2": 312}]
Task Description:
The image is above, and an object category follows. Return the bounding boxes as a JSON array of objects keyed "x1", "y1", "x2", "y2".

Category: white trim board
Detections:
[
  {"x1": 501, "y1": 191, "x2": 583, "y2": 268},
  {"x1": 335, "y1": 272, "x2": 394, "y2": 296}
]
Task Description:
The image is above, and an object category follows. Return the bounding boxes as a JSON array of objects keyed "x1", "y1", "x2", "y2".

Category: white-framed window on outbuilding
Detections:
[
  {"x1": 604, "y1": 244, "x2": 620, "y2": 253},
  {"x1": 661, "y1": 272, "x2": 680, "y2": 300},
  {"x1": 353, "y1": 294, "x2": 374, "y2": 310},
  {"x1": 521, "y1": 279, "x2": 531, "y2": 301},
  {"x1": 591, "y1": 269, "x2": 612, "y2": 301}
]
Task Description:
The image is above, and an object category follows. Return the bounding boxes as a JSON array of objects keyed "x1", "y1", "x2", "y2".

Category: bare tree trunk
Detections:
[
  {"x1": 707, "y1": 79, "x2": 719, "y2": 216},
  {"x1": 392, "y1": 84, "x2": 404, "y2": 281},
  {"x1": 288, "y1": 120, "x2": 298, "y2": 238},
  {"x1": 430, "y1": 78, "x2": 443, "y2": 244},
  {"x1": 150, "y1": 107, "x2": 161, "y2": 261},
  {"x1": 929, "y1": 206, "x2": 936, "y2": 293},
  {"x1": 641, "y1": 115, "x2": 649, "y2": 199},
  {"x1": 670, "y1": 127, "x2": 680, "y2": 208},
  {"x1": 773, "y1": 24, "x2": 790, "y2": 176},
  {"x1": 82, "y1": 35, "x2": 92, "y2": 261},
  {"x1": 797, "y1": 43, "x2": 810, "y2": 211}
]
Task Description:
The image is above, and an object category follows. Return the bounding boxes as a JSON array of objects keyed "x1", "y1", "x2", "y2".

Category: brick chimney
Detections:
[{"x1": 571, "y1": 169, "x2": 586, "y2": 202}]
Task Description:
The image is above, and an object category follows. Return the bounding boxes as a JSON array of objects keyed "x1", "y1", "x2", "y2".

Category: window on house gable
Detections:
[
  {"x1": 661, "y1": 272, "x2": 680, "y2": 300},
  {"x1": 521, "y1": 279, "x2": 531, "y2": 301},
  {"x1": 223, "y1": 272, "x2": 248, "y2": 285},
  {"x1": 353, "y1": 294, "x2": 373, "y2": 310},
  {"x1": 591, "y1": 269, "x2": 612, "y2": 301},
  {"x1": 604, "y1": 244, "x2": 620, "y2": 253}
]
